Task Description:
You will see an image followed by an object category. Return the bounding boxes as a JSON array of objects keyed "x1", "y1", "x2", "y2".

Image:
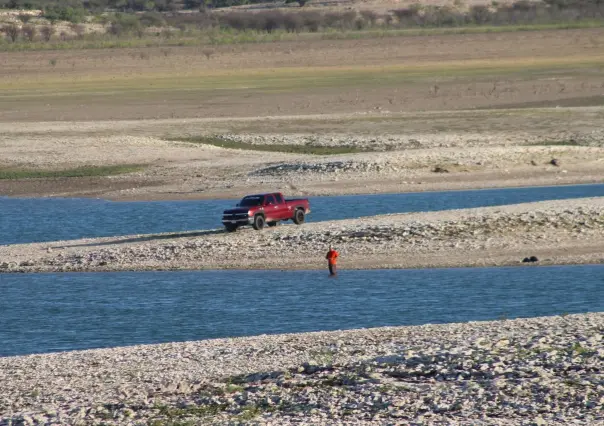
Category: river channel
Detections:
[
  {"x1": 1, "y1": 265, "x2": 602, "y2": 357},
  {"x1": 1, "y1": 183, "x2": 603, "y2": 245}
]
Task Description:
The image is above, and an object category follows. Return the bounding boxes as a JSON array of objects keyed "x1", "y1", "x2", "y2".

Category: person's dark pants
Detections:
[{"x1": 328, "y1": 263, "x2": 337, "y2": 275}]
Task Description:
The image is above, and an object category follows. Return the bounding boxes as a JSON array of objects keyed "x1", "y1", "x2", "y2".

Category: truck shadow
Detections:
[{"x1": 54, "y1": 229, "x2": 226, "y2": 249}]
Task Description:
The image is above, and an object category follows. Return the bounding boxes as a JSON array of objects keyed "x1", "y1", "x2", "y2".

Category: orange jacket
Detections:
[{"x1": 326, "y1": 249, "x2": 339, "y2": 265}]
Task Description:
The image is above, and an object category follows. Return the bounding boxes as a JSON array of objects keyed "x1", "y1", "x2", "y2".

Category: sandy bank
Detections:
[
  {"x1": 1, "y1": 197, "x2": 603, "y2": 274},
  {"x1": 1, "y1": 313, "x2": 602, "y2": 425},
  {"x1": 0, "y1": 111, "x2": 603, "y2": 201}
]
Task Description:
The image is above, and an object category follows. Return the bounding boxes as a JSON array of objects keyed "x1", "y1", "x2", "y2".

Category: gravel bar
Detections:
[
  {"x1": 1, "y1": 197, "x2": 603, "y2": 273},
  {"x1": 0, "y1": 313, "x2": 602, "y2": 425}
]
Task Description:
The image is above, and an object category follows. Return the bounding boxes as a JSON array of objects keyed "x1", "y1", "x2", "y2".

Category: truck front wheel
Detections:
[
  {"x1": 293, "y1": 208, "x2": 305, "y2": 225},
  {"x1": 225, "y1": 224, "x2": 238, "y2": 232},
  {"x1": 253, "y1": 215, "x2": 265, "y2": 230}
]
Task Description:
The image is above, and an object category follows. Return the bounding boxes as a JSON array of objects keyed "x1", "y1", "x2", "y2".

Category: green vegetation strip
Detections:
[
  {"x1": 171, "y1": 136, "x2": 368, "y2": 155},
  {"x1": 526, "y1": 140, "x2": 581, "y2": 146},
  {"x1": 0, "y1": 164, "x2": 145, "y2": 180}
]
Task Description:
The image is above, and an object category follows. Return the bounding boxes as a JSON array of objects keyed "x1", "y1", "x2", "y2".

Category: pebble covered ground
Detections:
[
  {"x1": 1, "y1": 197, "x2": 603, "y2": 273},
  {"x1": 0, "y1": 313, "x2": 602, "y2": 425},
  {"x1": 218, "y1": 131, "x2": 604, "y2": 150},
  {"x1": 217, "y1": 131, "x2": 604, "y2": 184},
  {"x1": 2, "y1": 118, "x2": 604, "y2": 200}
]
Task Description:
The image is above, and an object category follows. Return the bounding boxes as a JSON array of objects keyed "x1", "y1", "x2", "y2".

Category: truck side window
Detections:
[
  {"x1": 266, "y1": 195, "x2": 276, "y2": 205},
  {"x1": 274, "y1": 194, "x2": 283, "y2": 204}
]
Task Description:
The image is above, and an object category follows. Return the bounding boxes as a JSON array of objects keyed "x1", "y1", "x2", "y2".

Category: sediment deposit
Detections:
[
  {"x1": 1, "y1": 313, "x2": 602, "y2": 425},
  {"x1": 1, "y1": 197, "x2": 603, "y2": 274}
]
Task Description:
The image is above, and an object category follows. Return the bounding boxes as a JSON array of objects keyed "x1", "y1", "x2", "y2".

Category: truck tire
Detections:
[
  {"x1": 253, "y1": 214, "x2": 265, "y2": 230},
  {"x1": 293, "y1": 208, "x2": 305, "y2": 225},
  {"x1": 267, "y1": 221, "x2": 278, "y2": 227},
  {"x1": 225, "y1": 224, "x2": 238, "y2": 232}
]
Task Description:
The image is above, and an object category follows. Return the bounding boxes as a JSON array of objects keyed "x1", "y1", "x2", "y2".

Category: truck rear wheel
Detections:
[
  {"x1": 293, "y1": 208, "x2": 305, "y2": 225},
  {"x1": 253, "y1": 215, "x2": 265, "y2": 230}
]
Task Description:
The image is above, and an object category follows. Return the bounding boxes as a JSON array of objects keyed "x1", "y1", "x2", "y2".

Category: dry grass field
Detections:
[
  {"x1": 2, "y1": 29, "x2": 604, "y2": 121},
  {"x1": 1, "y1": 27, "x2": 603, "y2": 199}
]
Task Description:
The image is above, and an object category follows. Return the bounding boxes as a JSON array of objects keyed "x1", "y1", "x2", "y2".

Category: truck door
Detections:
[
  {"x1": 265, "y1": 194, "x2": 280, "y2": 221},
  {"x1": 273, "y1": 193, "x2": 289, "y2": 220}
]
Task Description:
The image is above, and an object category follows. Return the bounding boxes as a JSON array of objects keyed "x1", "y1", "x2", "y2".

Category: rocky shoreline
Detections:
[
  {"x1": 1, "y1": 313, "x2": 602, "y2": 425},
  {"x1": 1, "y1": 197, "x2": 603, "y2": 274}
]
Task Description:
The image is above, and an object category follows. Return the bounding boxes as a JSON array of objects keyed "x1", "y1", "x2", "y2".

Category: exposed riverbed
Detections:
[
  {"x1": 1, "y1": 197, "x2": 603, "y2": 273},
  {"x1": 1, "y1": 313, "x2": 601, "y2": 425}
]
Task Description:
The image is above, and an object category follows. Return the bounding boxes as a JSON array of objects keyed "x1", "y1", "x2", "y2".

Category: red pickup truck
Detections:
[{"x1": 222, "y1": 192, "x2": 311, "y2": 232}]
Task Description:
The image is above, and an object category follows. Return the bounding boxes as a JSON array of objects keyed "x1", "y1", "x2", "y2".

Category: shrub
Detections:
[
  {"x1": 360, "y1": 9, "x2": 378, "y2": 25},
  {"x1": 299, "y1": 10, "x2": 321, "y2": 31},
  {"x1": 139, "y1": 11, "x2": 166, "y2": 27},
  {"x1": 43, "y1": 5, "x2": 87, "y2": 23},
  {"x1": 282, "y1": 12, "x2": 303, "y2": 32},
  {"x1": 512, "y1": 0, "x2": 537, "y2": 11},
  {"x1": 393, "y1": 3, "x2": 422, "y2": 21},
  {"x1": 108, "y1": 13, "x2": 142, "y2": 36},
  {"x1": 220, "y1": 12, "x2": 278, "y2": 31},
  {"x1": 381, "y1": 13, "x2": 393, "y2": 26},
  {"x1": 40, "y1": 24, "x2": 55, "y2": 41},
  {"x1": 1, "y1": 24, "x2": 19, "y2": 42},
  {"x1": 323, "y1": 11, "x2": 342, "y2": 28},
  {"x1": 469, "y1": 5, "x2": 491, "y2": 24},
  {"x1": 220, "y1": 9, "x2": 368, "y2": 32},
  {"x1": 135, "y1": 25, "x2": 145, "y2": 37},
  {"x1": 261, "y1": 11, "x2": 284, "y2": 32},
  {"x1": 354, "y1": 17, "x2": 366, "y2": 29},
  {"x1": 70, "y1": 23, "x2": 86, "y2": 38},
  {"x1": 17, "y1": 13, "x2": 32, "y2": 23},
  {"x1": 21, "y1": 23, "x2": 36, "y2": 41},
  {"x1": 155, "y1": 0, "x2": 180, "y2": 12},
  {"x1": 183, "y1": 0, "x2": 202, "y2": 8},
  {"x1": 93, "y1": 13, "x2": 110, "y2": 25},
  {"x1": 433, "y1": 6, "x2": 465, "y2": 26},
  {"x1": 493, "y1": 3, "x2": 542, "y2": 24},
  {"x1": 340, "y1": 10, "x2": 357, "y2": 28},
  {"x1": 166, "y1": 10, "x2": 215, "y2": 28},
  {"x1": 542, "y1": 0, "x2": 575, "y2": 8},
  {"x1": 392, "y1": 7, "x2": 416, "y2": 21}
]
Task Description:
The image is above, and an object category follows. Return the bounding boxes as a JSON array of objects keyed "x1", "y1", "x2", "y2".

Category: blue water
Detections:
[
  {"x1": 1, "y1": 265, "x2": 602, "y2": 357},
  {"x1": 1, "y1": 183, "x2": 603, "y2": 245}
]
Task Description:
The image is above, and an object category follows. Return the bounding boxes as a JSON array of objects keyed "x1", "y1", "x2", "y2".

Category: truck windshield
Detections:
[{"x1": 239, "y1": 196, "x2": 262, "y2": 207}]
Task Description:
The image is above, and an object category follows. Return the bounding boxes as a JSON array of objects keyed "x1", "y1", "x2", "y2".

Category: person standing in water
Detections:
[{"x1": 326, "y1": 245, "x2": 339, "y2": 276}]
